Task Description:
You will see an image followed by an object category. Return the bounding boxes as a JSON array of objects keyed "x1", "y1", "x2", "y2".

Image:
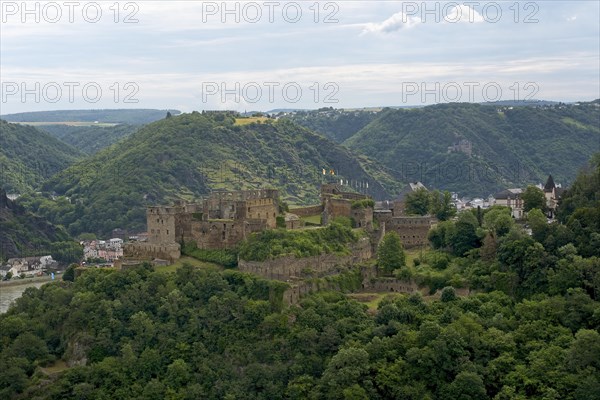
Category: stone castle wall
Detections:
[
  {"x1": 322, "y1": 197, "x2": 352, "y2": 225},
  {"x1": 190, "y1": 219, "x2": 267, "y2": 250},
  {"x1": 281, "y1": 267, "x2": 423, "y2": 306},
  {"x1": 238, "y1": 237, "x2": 372, "y2": 281},
  {"x1": 289, "y1": 205, "x2": 324, "y2": 217},
  {"x1": 385, "y1": 216, "x2": 435, "y2": 248},
  {"x1": 123, "y1": 242, "x2": 181, "y2": 263}
]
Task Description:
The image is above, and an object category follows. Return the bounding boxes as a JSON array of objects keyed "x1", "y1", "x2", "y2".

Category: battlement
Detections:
[
  {"x1": 208, "y1": 188, "x2": 278, "y2": 202},
  {"x1": 148, "y1": 205, "x2": 184, "y2": 215},
  {"x1": 321, "y1": 183, "x2": 368, "y2": 201}
]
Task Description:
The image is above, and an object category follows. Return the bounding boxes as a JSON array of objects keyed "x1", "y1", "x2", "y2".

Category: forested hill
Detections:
[
  {"x1": 285, "y1": 108, "x2": 380, "y2": 143},
  {"x1": 0, "y1": 120, "x2": 84, "y2": 193},
  {"x1": 1, "y1": 156, "x2": 599, "y2": 398},
  {"x1": 38, "y1": 124, "x2": 139, "y2": 155},
  {"x1": 344, "y1": 101, "x2": 600, "y2": 196},
  {"x1": 34, "y1": 112, "x2": 401, "y2": 236},
  {"x1": 1, "y1": 109, "x2": 180, "y2": 124},
  {"x1": 0, "y1": 188, "x2": 72, "y2": 261}
]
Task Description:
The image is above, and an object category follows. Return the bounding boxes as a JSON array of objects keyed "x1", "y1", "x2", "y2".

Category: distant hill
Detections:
[
  {"x1": 38, "y1": 124, "x2": 139, "y2": 155},
  {"x1": 0, "y1": 120, "x2": 84, "y2": 193},
  {"x1": 1, "y1": 109, "x2": 180, "y2": 124},
  {"x1": 344, "y1": 101, "x2": 600, "y2": 196},
  {"x1": 479, "y1": 99, "x2": 562, "y2": 107},
  {"x1": 0, "y1": 188, "x2": 71, "y2": 261},
  {"x1": 32, "y1": 112, "x2": 401, "y2": 236},
  {"x1": 285, "y1": 108, "x2": 380, "y2": 143}
]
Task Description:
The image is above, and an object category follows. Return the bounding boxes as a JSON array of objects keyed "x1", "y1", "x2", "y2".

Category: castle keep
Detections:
[
  {"x1": 320, "y1": 183, "x2": 374, "y2": 229},
  {"x1": 124, "y1": 189, "x2": 279, "y2": 263}
]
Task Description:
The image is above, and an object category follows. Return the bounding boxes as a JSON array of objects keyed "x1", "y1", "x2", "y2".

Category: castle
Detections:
[
  {"x1": 447, "y1": 139, "x2": 473, "y2": 157},
  {"x1": 124, "y1": 189, "x2": 280, "y2": 263},
  {"x1": 123, "y1": 184, "x2": 435, "y2": 266}
]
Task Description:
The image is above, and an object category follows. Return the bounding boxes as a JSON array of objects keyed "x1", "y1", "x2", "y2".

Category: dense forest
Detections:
[
  {"x1": 0, "y1": 188, "x2": 81, "y2": 263},
  {"x1": 338, "y1": 101, "x2": 599, "y2": 196},
  {"x1": 38, "y1": 124, "x2": 139, "y2": 155},
  {"x1": 19, "y1": 112, "x2": 400, "y2": 236},
  {"x1": 1, "y1": 155, "x2": 599, "y2": 399},
  {"x1": 0, "y1": 120, "x2": 84, "y2": 193},
  {"x1": 285, "y1": 108, "x2": 379, "y2": 143}
]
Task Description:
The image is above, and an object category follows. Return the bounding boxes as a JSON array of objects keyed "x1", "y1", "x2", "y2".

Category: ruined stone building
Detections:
[
  {"x1": 320, "y1": 183, "x2": 374, "y2": 229},
  {"x1": 373, "y1": 182, "x2": 436, "y2": 248},
  {"x1": 447, "y1": 139, "x2": 473, "y2": 157},
  {"x1": 124, "y1": 189, "x2": 280, "y2": 263}
]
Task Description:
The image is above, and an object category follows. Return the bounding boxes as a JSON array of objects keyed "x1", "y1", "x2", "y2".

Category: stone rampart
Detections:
[
  {"x1": 289, "y1": 205, "x2": 324, "y2": 217},
  {"x1": 238, "y1": 237, "x2": 371, "y2": 281}
]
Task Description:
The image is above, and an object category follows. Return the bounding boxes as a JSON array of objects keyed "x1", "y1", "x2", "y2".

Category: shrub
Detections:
[
  {"x1": 441, "y1": 286, "x2": 457, "y2": 302},
  {"x1": 182, "y1": 242, "x2": 238, "y2": 268}
]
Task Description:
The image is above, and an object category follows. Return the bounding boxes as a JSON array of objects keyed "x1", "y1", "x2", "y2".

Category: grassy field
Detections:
[
  {"x1": 154, "y1": 256, "x2": 220, "y2": 273},
  {"x1": 405, "y1": 248, "x2": 427, "y2": 268},
  {"x1": 40, "y1": 360, "x2": 69, "y2": 375},
  {"x1": 347, "y1": 292, "x2": 402, "y2": 311},
  {"x1": 233, "y1": 117, "x2": 271, "y2": 126},
  {"x1": 300, "y1": 214, "x2": 322, "y2": 225}
]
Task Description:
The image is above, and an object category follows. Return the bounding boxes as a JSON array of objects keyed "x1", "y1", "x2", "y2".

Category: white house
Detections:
[{"x1": 1, "y1": 256, "x2": 57, "y2": 278}]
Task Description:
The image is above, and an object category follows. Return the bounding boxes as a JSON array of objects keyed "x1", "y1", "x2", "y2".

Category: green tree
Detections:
[
  {"x1": 445, "y1": 371, "x2": 488, "y2": 400},
  {"x1": 567, "y1": 329, "x2": 600, "y2": 370},
  {"x1": 377, "y1": 232, "x2": 406, "y2": 275},
  {"x1": 441, "y1": 286, "x2": 457, "y2": 302},
  {"x1": 522, "y1": 186, "x2": 546, "y2": 212},
  {"x1": 527, "y1": 208, "x2": 547, "y2": 242},
  {"x1": 428, "y1": 220, "x2": 456, "y2": 250},
  {"x1": 483, "y1": 206, "x2": 514, "y2": 237},
  {"x1": 430, "y1": 190, "x2": 456, "y2": 221},
  {"x1": 62, "y1": 264, "x2": 77, "y2": 281},
  {"x1": 450, "y1": 213, "x2": 480, "y2": 256},
  {"x1": 321, "y1": 347, "x2": 370, "y2": 399},
  {"x1": 405, "y1": 188, "x2": 431, "y2": 216},
  {"x1": 51, "y1": 241, "x2": 83, "y2": 264},
  {"x1": 165, "y1": 359, "x2": 191, "y2": 389}
]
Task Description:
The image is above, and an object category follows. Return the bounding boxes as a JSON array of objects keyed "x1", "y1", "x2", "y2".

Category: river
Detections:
[{"x1": 0, "y1": 279, "x2": 52, "y2": 313}]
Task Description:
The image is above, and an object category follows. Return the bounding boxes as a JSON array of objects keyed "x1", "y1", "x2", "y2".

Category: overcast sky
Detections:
[{"x1": 1, "y1": 0, "x2": 599, "y2": 113}]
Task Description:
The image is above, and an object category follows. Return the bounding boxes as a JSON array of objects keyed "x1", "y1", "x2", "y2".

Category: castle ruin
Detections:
[{"x1": 124, "y1": 189, "x2": 279, "y2": 263}]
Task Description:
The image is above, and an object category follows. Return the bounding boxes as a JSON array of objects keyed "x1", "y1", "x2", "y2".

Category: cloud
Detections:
[
  {"x1": 444, "y1": 5, "x2": 484, "y2": 23},
  {"x1": 361, "y1": 12, "x2": 420, "y2": 35},
  {"x1": 567, "y1": 16, "x2": 577, "y2": 22},
  {"x1": 362, "y1": 4, "x2": 483, "y2": 35}
]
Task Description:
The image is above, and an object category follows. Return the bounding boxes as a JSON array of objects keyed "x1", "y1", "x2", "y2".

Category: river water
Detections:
[{"x1": 0, "y1": 281, "x2": 50, "y2": 313}]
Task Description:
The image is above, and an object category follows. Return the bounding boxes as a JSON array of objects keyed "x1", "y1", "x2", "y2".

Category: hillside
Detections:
[
  {"x1": 2, "y1": 157, "x2": 599, "y2": 398},
  {"x1": 344, "y1": 101, "x2": 600, "y2": 196},
  {"x1": 0, "y1": 188, "x2": 71, "y2": 261},
  {"x1": 33, "y1": 112, "x2": 401, "y2": 236},
  {"x1": 285, "y1": 108, "x2": 379, "y2": 143},
  {"x1": 1, "y1": 109, "x2": 180, "y2": 124},
  {"x1": 0, "y1": 120, "x2": 84, "y2": 193},
  {"x1": 38, "y1": 124, "x2": 139, "y2": 154}
]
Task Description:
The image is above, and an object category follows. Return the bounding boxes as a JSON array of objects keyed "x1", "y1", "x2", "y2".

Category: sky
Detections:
[{"x1": 1, "y1": 0, "x2": 599, "y2": 113}]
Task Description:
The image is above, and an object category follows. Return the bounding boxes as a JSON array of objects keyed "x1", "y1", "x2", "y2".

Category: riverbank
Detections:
[
  {"x1": 0, "y1": 275, "x2": 55, "y2": 288},
  {"x1": 1, "y1": 279, "x2": 53, "y2": 313}
]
